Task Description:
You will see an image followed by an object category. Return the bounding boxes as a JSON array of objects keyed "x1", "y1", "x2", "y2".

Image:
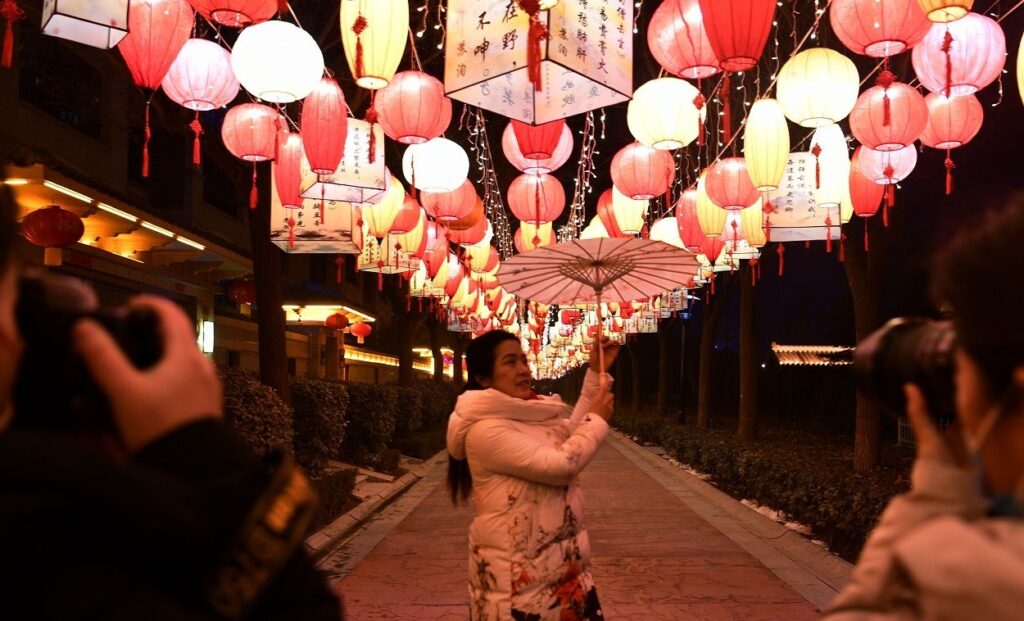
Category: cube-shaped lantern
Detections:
[
  {"x1": 356, "y1": 234, "x2": 419, "y2": 275},
  {"x1": 766, "y1": 152, "x2": 843, "y2": 243},
  {"x1": 42, "y1": 0, "x2": 130, "y2": 49},
  {"x1": 444, "y1": 0, "x2": 633, "y2": 124},
  {"x1": 270, "y1": 168, "x2": 363, "y2": 254},
  {"x1": 300, "y1": 119, "x2": 387, "y2": 204}
]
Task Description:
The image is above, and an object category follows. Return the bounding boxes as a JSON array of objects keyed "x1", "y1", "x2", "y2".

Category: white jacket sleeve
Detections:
[
  {"x1": 568, "y1": 370, "x2": 611, "y2": 431},
  {"x1": 466, "y1": 416, "x2": 609, "y2": 487}
]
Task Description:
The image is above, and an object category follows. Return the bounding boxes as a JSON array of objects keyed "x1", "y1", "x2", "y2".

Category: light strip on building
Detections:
[
  {"x1": 176, "y1": 236, "x2": 206, "y2": 250},
  {"x1": 43, "y1": 180, "x2": 92, "y2": 204},
  {"x1": 3, "y1": 178, "x2": 28, "y2": 185},
  {"x1": 141, "y1": 221, "x2": 175, "y2": 237},
  {"x1": 96, "y1": 202, "x2": 139, "y2": 222}
]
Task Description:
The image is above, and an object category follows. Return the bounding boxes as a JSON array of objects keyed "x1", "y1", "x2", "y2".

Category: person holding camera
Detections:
[
  {"x1": 0, "y1": 185, "x2": 343, "y2": 619},
  {"x1": 824, "y1": 203, "x2": 1024, "y2": 620}
]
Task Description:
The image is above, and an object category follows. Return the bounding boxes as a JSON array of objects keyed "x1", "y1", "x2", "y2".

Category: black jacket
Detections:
[{"x1": 0, "y1": 420, "x2": 343, "y2": 620}]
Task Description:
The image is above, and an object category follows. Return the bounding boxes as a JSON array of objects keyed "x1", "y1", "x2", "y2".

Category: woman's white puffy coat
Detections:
[{"x1": 447, "y1": 370, "x2": 609, "y2": 620}]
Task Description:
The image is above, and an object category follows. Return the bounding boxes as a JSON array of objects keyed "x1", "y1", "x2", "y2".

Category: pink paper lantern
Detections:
[
  {"x1": 920, "y1": 92, "x2": 983, "y2": 195},
  {"x1": 855, "y1": 143, "x2": 918, "y2": 208},
  {"x1": 502, "y1": 122, "x2": 573, "y2": 174},
  {"x1": 829, "y1": 0, "x2": 931, "y2": 58},
  {"x1": 507, "y1": 174, "x2": 566, "y2": 224},
  {"x1": 301, "y1": 77, "x2": 348, "y2": 175},
  {"x1": 511, "y1": 119, "x2": 567, "y2": 160},
  {"x1": 698, "y1": 0, "x2": 775, "y2": 72},
  {"x1": 849, "y1": 77, "x2": 928, "y2": 152},
  {"x1": 161, "y1": 39, "x2": 239, "y2": 111},
  {"x1": 675, "y1": 189, "x2": 710, "y2": 252},
  {"x1": 647, "y1": 0, "x2": 720, "y2": 79},
  {"x1": 188, "y1": 0, "x2": 277, "y2": 28},
  {"x1": 611, "y1": 142, "x2": 676, "y2": 200},
  {"x1": 421, "y1": 180, "x2": 477, "y2": 223},
  {"x1": 374, "y1": 70, "x2": 452, "y2": 145},
  {"x1": 911, "y1": 13, "x2": 1006, "y2": 97},
  {"x1": 705, "y1": 157, "x2": 759, "y2": 210},
  {"x1": 222, "y1": 103, "x2": 281, "y2": 161}
]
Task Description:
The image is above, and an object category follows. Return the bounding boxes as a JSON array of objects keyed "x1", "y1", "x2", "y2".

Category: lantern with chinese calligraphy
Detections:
[
  {"x1": 705, "y1": 158, "x2": 758, "y2": 211},
  {"x1": 231, "y1": 20, "x2": 324, "y2": 103},
  {"x1": 301, "y1": 77, "x2": 348, "y2": 176},
  {"x1": 850, "y1": 76, "x2": 928, "y2": 153},
  {"x1": 421, "y1": 180, "x2": 477, "y2": 223},
  {"x1": 299, "y1": 119, "x2": 388, "y2": 204},
  {"x1": 340, "y1": 0, "x2": 407, "y2": 89},
  {"x1": 916, "y1": 0, "x2": 973, "y2": 22},
  {"x1": 829, "y1": 0, "x2": 931, "y2": 58},
  {"x1": 647, "y1": 0, "x2": 720, "y2": 79},
  {"x1": 511, "y1": 119, "x2": 566, "y2": 160},
  {"x1": 375, "y1": 71, "x2": 451, "y2": 144},
  {"x1": 911, "y1": 13, "x2": 1005, "y2": 97},
  {"x1": 611, "y1": 143, "x2": 675, "y2": 200},
  {"x1": 919, "y1": 92, "x2": 983, "y2": 195},
  {"x1": 743, "y1": 98, "x2": 789, "y2": 192},
  {"x1": 777, "y1": 48, "x2": 860, "y2": 128},
  {"x1": 349, "y1": 321, "x2": 372, "y2": 344},
  {"x1": 502, "y1": 121, "x2": 573, "y2": 174},
  {"x1": 402, "y1": 138, "x2": 469, "y2": 193},
  {"x1": 508, "y1": 174, "x2": 565, "y2": 224},
  {"x1": 627, "y1": 78, "x2": 702, "y2": 150},
  {"x1": 20, "y1": 205, "x2": 84, "y2": 266},
  {"x1": 42, "y1": 0, "x2": 130, "y2": 48},
  {"x1": 443, "y1": 0, "x2": 632, "y2": 124},
  {"x1": 698, "y1": 0, "x2": 775, "y2": 72},
  {"x1": 695, "y1": 172, "x2": 727, "y2": 237},
  {"x1": 188, "y1": 0, "x2": 277, "y2": 27}
]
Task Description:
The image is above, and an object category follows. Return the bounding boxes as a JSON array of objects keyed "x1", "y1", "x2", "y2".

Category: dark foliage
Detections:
[{"x1": 291, "y1": 379, "x2": 348, "y2": 477}]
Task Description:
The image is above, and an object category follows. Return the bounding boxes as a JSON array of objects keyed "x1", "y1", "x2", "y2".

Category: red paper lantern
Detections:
[
  {"x1": 849, "y1": 78, "x2": 928, "y2": 152},
  {"x1": 349, "y1": 321, "x2": 372, "y2": 344},
  {"x1": 705, "y1": 157, "x2": 758, "y2": 210},
  {"x1": 611, "y1": 142, "x2": 676, "y2": 200},
  {"x1": 374, "y1": 70, "x2": 452, "y2": 145},
  {"x1": 698, "y1": 0, "x2": 775, "y2": 72},
  {"x1": 20, "y1": 205, "x2": 84, "y2": 266},
  {"x1": 390, "y1": 196, "x2": 422, "y2": 235},
  {"x1": 275, "y1": 131, "x2": 303, "y2": 209},
  {"x1": 227, "y1": 278, "x2": 257, "y2": 305},
  {"x1": 424, "y1": 242, "x2": 448, "y2": 278},
  {"x1": 448, "y1": 214, "x2": 489, "y2": 246},
  {"x1": 325, "y1": 313, "x2": 350, "y2": 331},
  {"x1": 701, "y1": 236, "x2": 726, "y2": 264},
  {"x1": 188, "y1": 0, "x2": 277, "y2": 28},
  {"x1": 301, "y1": 77, "x2": 348, "y2": 175},
  {"x1": 502, "y1": 122, "x2": 573, "y2": 174},
  {"x1": 829, "y1": 0, "x2": 931, "y2": 58},
  {"x1": 920, "y1": 92, "x2": 983, "y2": 195},
  {"x1": 560, "y1": 309, "x2": 582, "y2": 324},
  {"x1": 511, "y1": 119, "x2": 567, "y2": 160},
  {"x1": 596, "y1": 190, "x2": 626, "y2": 238},
  {"x1": 675, "y1": 189, "x2": 710, "y2": 253},
  {"x1": 222, "y1": 103, "x2": 281, "y2": 161},
  {"x1": 849, "y1": 147, "x2": 885, "y2": 217},
  {"x1": 446, "y1": 196, "x2": 484, "y2": 232},
  {"x1": 421, "y1": 180, "x2": 477, "y2": 223},
  {"x1": 911, "y1": 13, "x2": 1006, "y2": 97},
  {"x1": 647, "y1": 0, "x2": 720, "y2": 79},
  {"x1": 507, "y1": 174, "x2": 565, "y2": 224}
]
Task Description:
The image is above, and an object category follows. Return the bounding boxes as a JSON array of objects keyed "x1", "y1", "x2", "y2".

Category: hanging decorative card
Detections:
[
  {"x1": 765, "y1": 152, "x2": 843, "y2": 242},
  {"x1": 270, "y1": 168, "x2": 363, "y2": 254},
  {"x1": 356, "y1": 233, "x2": 420, "y2": 274},
  {"x1": 444, "y1": 0, "x2": 633, "y2": 124},
  {"x1": 300, "y1": 119, "x2": 387, "y2": 204}
]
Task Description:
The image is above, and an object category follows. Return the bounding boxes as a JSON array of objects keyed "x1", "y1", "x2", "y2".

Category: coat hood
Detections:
[{"x1": 446, "y1": 389, "x2": 572, "y2": 460}]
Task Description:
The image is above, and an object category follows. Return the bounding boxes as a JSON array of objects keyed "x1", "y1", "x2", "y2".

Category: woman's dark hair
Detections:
[
  {"x1": 932, "y1": 198, "x2": 1024, "y2": 397},
  {"x1": 447, "y1": 329, "x2": 520, "y2": 505},
  {"x1": 0, "y1": 184, "x2": 16, "y2": 269}
]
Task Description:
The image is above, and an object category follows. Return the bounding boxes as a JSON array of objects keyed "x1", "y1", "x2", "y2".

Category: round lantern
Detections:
[
  {"x1": 738, "y1": 203, "x2": 766, "y2": 247},
  {"x1": 627, "y1": 78, "x2": 702, "y2": 150},
  {"x1": 274, "y1": 131, "x2": 304, "y2": 209},
  {"x1": 856, "y1": 144, "x2": 918, "y2": 185},
  {"x1": 698, "y1": 0, "x2": 775, "y2": 72},
  {"x1": 611, "y1": 143, "x2": 675, "y2": 200},
  {"x1": 581, "y1": 216, "x2": 610, "y2": 240},
  {"x1": 829, "y1": 0, "x2": 931, "y2": 58},
  {"x1": 777, "y1": 48, "x2": 860, "y2": 128},
  {"x1": 705, "y1": 157, "x2": 758, "y2": 211},
  {"x1": 650, "y1": 217, "x2": 685, "y2": 249},
  {"x1": 849, "y1": 147, "x2": 885, "y2": 217},
  {"x1": 325, "y1": 313, "x2": 350, "y2": 331},
  {"x1": 161, "y1": 39, "x2": 239, "y2": 111},
  {"x1": 515, "y1": 221, "x2": 555, "y2": 252},
  {"x1": 402, "y1": 138, "x2": 469, "y2": 193},
  {"x1": 465, "y1": 245, "x2": 499, "y2": 274},
  {"x1": 20, "y1": 205, "x2": 85, "y2": 266},
  {"x1": 694, "y1": 172, "x2": 727, "y2": 237},
  {"x1": 349, "y1": 321, "x2": 372, "y2": 344},
  {"x1": 647, "y1": 0, "x2": 720, "y2": 79},
  {"x1": 675, "y1": 189, "x2": 710, "y2": 252},
  {"x1": 511, "y1": 119, "x2": 566, "y2": 160},
  {"x1": 920, "y1": 92, "x2": 983, "y2": 149},
  {"x1": 231, "y1": 20, "x2": 324, "y2": 103},
  {"x1": 450, "y1": 215, "x2": 491, "y2": 247},
  {"x1": 118, "y1": 0, "x2": 194, "y2": 91},
  {"x1": 375, "y1": 71, "x2": 451, "y2": 145},
  {"x1": 502, "y1": 122, "x2": 573, "y2": 174},
  {"x1": 1019, "y1": 31, "x2": 1024, "y2": 108},
  {"x1": 339, "y1": 0, "x2": 408, "y2": 89},
  {"x1": 363, "y1": 177, "x2": 406, "y2": 239},
  {"x1": 911, "y1": 13, "x2": 1005, "y2": 97},
  {"x1": 849, "y1": 78, "x2": 928, "y2": 151},
  {"x1": 743, "y1": 98, "x2": 790, "y2": 192},
  {"x1": 604, "y1": 187, "x2": 648, "y2": 235},
  {"x1": 222, "y1": 103, "x2": 281, "y2": 161},
  {"x1": 916, "y1": 0, "x2": 973, "y2": 23},
  {"x1": 447, "y1": 196, "x2": 484, "y2": 232},
  {"x1": 811, "y1": 123, "x2": 852, "y2": 209},
  {"x1": 301, "y1": 77, "x2": 348, "y2": 175},
  {"x1": 188, "y1": 0, "x2": 277, "y2": 28},
  {"x1": 508, "y1": 174, "x2": 566, "y2": 224},
  {"x1": 389, "y1": 196, "x2": 422, "y2": 235},
  {"x1": 227, "y1": 278, "x2": 257, "y2": 305},
  {"x1": 421, "y1": 180, "x2": 477, "y2": 223}
]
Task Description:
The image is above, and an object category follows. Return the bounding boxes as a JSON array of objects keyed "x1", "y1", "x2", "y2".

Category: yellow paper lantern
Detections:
[
  {"x1": 627, "y1": 78, "x2": 702, "y2": 150},
  {"x1": 610, "y1": 187, "x2": 648, "y2": 235},
  {"x1": 580, "y1": 216, "x2": 609, "y2": 239},
  {"x1": 810, "y1": 123, "x2": 851, "y2": 209},
  {"x1": 738, "y1": 204, "x2": 767, "y2": 248},
  {"x1": 340, "y1": 0, "x2": 408, "y2": 89},
  {"x1": 695, "y1": 172, "x2": 727, "y2": 238},
  {"x1": 917, "y1": 0, "x2": 973, "y2": 22},
  {"x1": 777, "y1": 48, "x2": 860, "y2": 128},
  {"x1": 743, "y1": 98, "x2": 790, "y2": 192},
  {"x1": 649, "y1": 217, "x2": 685, "y2": 248},
  {"x1": 1018, "y1": 31, "x2": 1024, "y2": 108},
  {"x1": 362, "y1": 176, "x2": 406, "y2": 239}
]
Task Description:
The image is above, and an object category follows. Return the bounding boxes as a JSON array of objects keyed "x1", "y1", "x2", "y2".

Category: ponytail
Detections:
[{"x1": 447, "y1": 455, "x2": 472, "y2": 505}]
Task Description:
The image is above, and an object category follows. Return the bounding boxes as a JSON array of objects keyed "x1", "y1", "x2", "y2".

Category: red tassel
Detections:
[
  {"x1": 886, "y1": 183, "x2": 895, "y2": 208},
  {"x1": 710, "y1": 275, "x2": 716, "y2": 295},
  {"x1": 825, "y1": 215, "x2": 833, "y2": 253},
  {"x1": 365, "y1": 101, "x2": 378, "y2": 164},
  {"x1": 526, "y1": 13, "x2": 548, "y2": 92},
  {"x1": 864, "y1": 218, "x2": 870, "y2": 252},
  {"x1": 720, "y1": 72, "x2": 732, "y2": 144},
  {"x1": 777, "y1": 243, "x2": 785, "y2": 277},
  {"x1": 190, "y1": 112, "x2": 202, "y2": 166},
  {"x1": 335, "y1": 256, "x2": 345, "y2": 283},
  {"x1": 811, "y1": 143, "x2": 822, "y2": 189},
  {"x1": 377, "y1": 260, "x2": 384, "y2": 291},
  {"x1": 765, "y1": 215, "x2": 771, "y2": 242},
  {"x1": 883, "y1": 203, "x2": 890, "y2": 227},
  {"x1": 941, "y1": 30, "x2": 954, "y2": 98},
  {"x1": 320, "y1": 182, "x2": 326, "y2": 225},
  {"x1": 407, "y1": 293, "x2": 412, "y2": 312},
  {"x1": 876, "y1": 68, "x2": 895, "y2": 127},
  {"x1": 288, "y1": 217, "x2": 296, "y2": 249},
  {"x1": 277, "y1": 0, "x2": 288, "y2": 14},
  {"x1": 143, "y1": 99, "x2": 152, "y2": 178},
  {"x1": 804, "y1": 240, "x2": 811, "y2": 249},
  {"x1": 839, "y1": 234, "x2": 846, "y2": 263},
  {"x1": 0, "y1": 0, "x2": 23, "y2": 69},
  {"x1": 693, "y1": 91, "x2": 706, "y2": 147},
  {"x1": 418, "y1": 297, "x2": 423, "y2": 312},
  {"x1": 249, "y1": 163, "x2": 258, "y2": 210},
  {"x1": 352, "y1": 13, "x2": 368, "y2": 80},
  {"x1": 749, "y1": 259, "x2": 758, "y2": 287},
  {"x1": 945, "y1": 150, "x2": 955, "y2": 196}
]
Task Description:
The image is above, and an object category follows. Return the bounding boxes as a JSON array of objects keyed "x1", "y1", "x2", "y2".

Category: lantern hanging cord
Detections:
[{"x1": 408, "y1": 27, "x2": 424, "y2": 71}]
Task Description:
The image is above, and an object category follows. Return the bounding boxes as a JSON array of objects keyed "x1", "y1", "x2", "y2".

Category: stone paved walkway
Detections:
[{"x1": 323, "y1": 434, "x2": 827, "y2": 620}]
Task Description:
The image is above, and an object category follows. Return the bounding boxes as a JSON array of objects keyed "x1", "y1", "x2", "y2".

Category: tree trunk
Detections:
[
  {"x1": 397, "y1": 318, "x2": 416, "y2": 386},
  {"x1": 697, "y1": 277, "x2": 732, "y2": 429},
  {"x1": 452, "y1": 335, "x2": 465, "y2": 387},
  {"x1": 845, "y1": 217, "x2": 889, "y2": 471},
  {"x1": 630, "y1": 341, "x2": 641, "y2": 415},
  {"x1": 325, "y1": 332, "x2": 339, "y2": 381},
  {"x1": 738, "y1": 262, "x2": 758, "y2": 442},
  {"x1": 247, "y1": 171, "x2": 290, "y2": 404},
  {"x1": 307, "y1": 329, "x2": 322, "y2": 379},
  {"x1": 428, "y1": 317, "x2": 446, "y2": 383},
  {"x1": 655, "y1": 319, "x2": 673, "y2": 417}
]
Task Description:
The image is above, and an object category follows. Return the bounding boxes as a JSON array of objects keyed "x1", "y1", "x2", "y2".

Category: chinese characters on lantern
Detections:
[{"x1": 766, "y1": 153, "x2": 841, "y2": 242}]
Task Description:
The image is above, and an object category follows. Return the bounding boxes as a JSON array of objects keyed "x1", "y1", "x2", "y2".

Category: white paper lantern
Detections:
[
  {"x1": 42, "y1": 0, "x2": 129, "y2": 48},
  {"x1": 650, "y1": 217, "x2": 685, "y2": 248},
  {"x1": 777, "y1": 48, "x2": 860, "y2": 128},
  {"x1": 231, "y1": 20, "x2": 324, "y2": 103},
  {"x1": 810, "y1": 123, "x2": 851, "y2": 208},
  {"x1": 627, "y1": 78, "x2": 702, "y2": 150},
  {"x1": 402, "y1": 138, "x2": 470, "y2": 193}
]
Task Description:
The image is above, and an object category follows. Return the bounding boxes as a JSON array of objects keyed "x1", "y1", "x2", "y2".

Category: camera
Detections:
[
  {"x1": 11, "y1": 271, "x2": 162, "y2": 434},
  {"x1": 853, "y1": 317, "x2": 957, "y2": 424}
]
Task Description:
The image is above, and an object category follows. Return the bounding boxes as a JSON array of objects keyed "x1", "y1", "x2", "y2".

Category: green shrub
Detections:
[
  {"x1": 392, "y1": 428, "x2": 447, "y2": 460},
  {"x1": 219, "y1": 366, "x2": 293, "y2": 457},
  {"x1": 340, "y1": 382, "x2": 398, "y2": 466},
  {"x1": 309, "y1": 466, "x2": 358, "y2": 532},
  {"x1": 390, "y1": 385, "x2": 424, "y2": 439},
  {"x1": 415, "y1": 379, "x2": 458, "y2": 432},
  {"x1": 291, "y1": 379, "x2": 348, "y2": 477}
]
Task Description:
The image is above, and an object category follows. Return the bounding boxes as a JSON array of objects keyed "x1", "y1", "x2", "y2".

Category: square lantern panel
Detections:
[
  {"x1": 444, "y1": 0, "x2": 633, "y2": 125},
  {"x1": 300, "y1": 120, "x2": 387, "y2": 204},
  {"x1": 42, "y1": 0, "x2": 130, "y2": 49},
  {"x1": 766, "y1": 153, "x2": 843, "y2": 243},
  {"x1": 270, "y1": 170, "x2": 362, "y2": 254},
  {"x1": 356, "y1": 234, "x2": 420, "y2": 274}
]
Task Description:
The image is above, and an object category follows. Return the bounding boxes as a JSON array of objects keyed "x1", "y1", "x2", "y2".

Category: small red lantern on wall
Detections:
[
  {"x1": 227, "y1": 278, "x2": 257, "y2": 305},
  {"x1": 325, "y1": 313, "x2": 350, "y2": 331},
  {"x1": 349, "y1": 321, "x2": 372, "y2": 344},
  {"x1": 21, "y1": 205, "x2": 84, "y2": 267}
]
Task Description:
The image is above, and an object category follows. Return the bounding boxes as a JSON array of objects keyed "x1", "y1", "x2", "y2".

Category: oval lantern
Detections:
[
  {"x1": 595, "y1": 190, "x2": 626, "y2": 238},
  {"x1": 20, "y1": 205, "x2": 84, "y2": 267},
  {"x1": 375, "y1": 70, "x2": 451, "y2": 145},
  {"x1": 811, "y1": 123, "x2": 852, "y2": 209},
  {"x1": 917, "y1": 0, "x2": 973, "y2": 23},
  {"x1": 675, "y1": 189, "x2": 710, "y2": 252},
  {"x1": 449, "y1": 214, "x2": 490, "y2": 246},
  {"x1": 340, "y1": 0, "x2": 408, "y2": 89},
  {"x1": 222, "y1": 103, "x2": 281, "y2": 161},
  {"x1": 447, "y1": 196, "x2": 484, "y2": 232},
  {"x1": 829, "y1": 0, "x2": 931, "y2": 58},
  {"x1": 627, "y1": 78, "x2": 702, "y2": 150},
  {"x1": 349, "y1": 321, "x2": 373, "y2": 344},
  {"x1": 118, "y1": 0, "x2": 194, "y2": 91},
  {"x1": 325, "y1": 313, "x2": 350, "y2": 331},
  {"x1": 188, "y1": 0, "x2": 277, "y2": 28},
  {"x1": 389, "y1": 196, "x2": 422, "y2": 235},
  {"x1": 363, "y1": 177, "x2": 406, "y2": 239},
  {"x1": 698, "y1": 0, "x2": 776, "y2": 72},
  {"x1": 231, "y1": 20, "x2": 324, "y2": 103},
  {"x1": 502, "y1": 122, "x2": 573, "y2": 174},
  {"x1": 274, "y1": 131, "x2": 304, "y2": 209},
  {"x1": 511, "y1": 119, "x2": 567, "y2": 160},
  {"x1": 611, "y1": 143, "x2": 675, "y2": 200},
  {"x1": 777, "y1": 48, "x2": 860, "y2": 128},
  {"x1": 647, "y1": 0, "x2": 720, "y2": 79},
  {"x1": 694, "y1": 172, "x2": 727, "y2": 237},
  {"x1": 650, "y1": 217, "x2": 685, "y2": 249},
  {"x1": 402, "y1": 138, "x2": 469, "y2": 193},
  {"x1": 607, "y1": 187, "x2": 648, "y2": 235},
  {"x1": 227, "y1": 278, "x2": 257, "y2": 305},
  {"x1": 920, "y1": 92, "x2": 983, "y2": 195},
  {"x1": 705, "y1": 157, "x2": 759, "y2": 211},
  {"x1": 301, "y1": 77, "x2": 348, "y2": 175},
  {"x1": 849, "y1": 146, "x2": 885, "y2": 218},
  {"x1": 738, "y1": 203, "x2": 766, "y2": 247},
  {"x1": 849, "y1": 78, "x2": 928, "y2": 152},
  {"x1": 508, "y1": 174, "x2": 566, "y2": 224},
  {"x1": 161, "y1": 39, "x2": 239, "y2": 111},
  {"x1": 911, "y1": 13, "x2": 1005, "y2": 98},
  {"x1": 421, "y1": 180, "x2": 477, "y2": 223},
  {"x1": 743, "y1": 98, "x2": 790, "y2": 192}
]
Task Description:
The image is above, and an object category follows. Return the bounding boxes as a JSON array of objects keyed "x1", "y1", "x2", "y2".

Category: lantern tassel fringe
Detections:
[
  {"x1": 190, "y1": 112, "x2": 202, "y2": 166},
  {"x1": 945, "y1": 150, "x2": 955, "y2": 196},
  {"x1": 249, "y1": 163, "x2": 258, "y2": 210},
  {"x1": 777, "y1": 243, "x2": 785, "y2": 277},
  {"x1": 1, "y1": 0, "x2": 22, "y2": 69}
]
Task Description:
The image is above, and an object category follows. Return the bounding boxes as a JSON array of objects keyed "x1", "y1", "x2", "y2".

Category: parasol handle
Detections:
[{"x1": 595, "y1": 286, "x2": 608, "y2": 388}]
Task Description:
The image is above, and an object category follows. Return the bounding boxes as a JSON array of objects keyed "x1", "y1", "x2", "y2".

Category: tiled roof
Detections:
[{"x1": 771, "y1": 343, "x2": 854, "y2": 367}]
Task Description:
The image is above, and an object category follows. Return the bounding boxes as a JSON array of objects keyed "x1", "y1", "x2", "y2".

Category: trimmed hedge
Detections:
[
  {"x1": 415, "y1": 379, "x2": 458, "y2": 432},
  {"x1": 390, "y1": 385, "x2": 424, "y2": 439},
  {"x1": 291, "y1": 379, "x2": 348, "y2": 477},
  {"x1": 615, "y1": 414, "x2": 912, "y2": 560},
  {"x1": 340, "y1": 381, "x2": 398, "y2": 466},
  {"x1": 392, "y1": 428, "x2": 447, "y2": 460},
  {"x1": 219, "y1": 367, "x2": 293, "y2": 457},
  {"x1": 309, "y1": 466, "x2": 358, "y2": 532}
]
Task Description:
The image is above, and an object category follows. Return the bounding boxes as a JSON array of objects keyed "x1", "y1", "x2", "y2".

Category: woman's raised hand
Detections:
[
  {"x1": 591, "y1": 382, "x2": 615, "y2": 423},
  {"x1": 589, "y1": 336, "x2": 621, "y2": 374}
]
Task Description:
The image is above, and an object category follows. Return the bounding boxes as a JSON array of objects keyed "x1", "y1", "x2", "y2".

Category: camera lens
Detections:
[{"x1": 853, "y1": 318, "x2": 957, "y2": 424}]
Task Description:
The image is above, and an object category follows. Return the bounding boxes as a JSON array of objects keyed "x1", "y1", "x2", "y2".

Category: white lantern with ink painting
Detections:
[
  {"x1": 270, "y1": 168, "x2": 364, "y2": 255},
  {"x1": 300, "y1": 119, "x2": 389, "y2": 205},
  {"x1": 444, "y1": 0, "x2": 633, "y2": 124}
]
